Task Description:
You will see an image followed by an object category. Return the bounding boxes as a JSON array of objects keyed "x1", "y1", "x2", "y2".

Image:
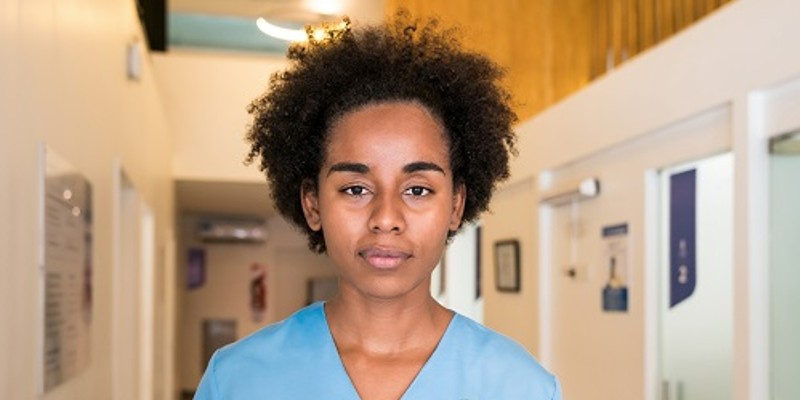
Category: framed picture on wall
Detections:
[{"x1": 494, "y1": 240, "x2": 520, "y2": 292}]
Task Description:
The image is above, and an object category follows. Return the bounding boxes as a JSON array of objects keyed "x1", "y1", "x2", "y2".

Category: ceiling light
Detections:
[
  {"x1": 256, "y1": 1, "x2": 347, "y2": 43},
  {"x1": 312, "y1": 28, "x2": 326, "y2": 41},
  {"x1": 256, "y1": 17, "x2": 307, "y2": 42}
]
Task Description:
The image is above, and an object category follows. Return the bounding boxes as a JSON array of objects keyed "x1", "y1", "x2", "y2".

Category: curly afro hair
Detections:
[{"x1": 246, "y1": 11, "x2": 517, "y2": 253}]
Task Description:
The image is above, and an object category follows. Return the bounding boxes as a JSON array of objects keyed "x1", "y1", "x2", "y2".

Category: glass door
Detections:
[
  {"x1": 658, "y1": 152, "x2": 734, "y2": 400},
  {"x1": 769, "y1": 131, "x2": 800, "y2": 400}
]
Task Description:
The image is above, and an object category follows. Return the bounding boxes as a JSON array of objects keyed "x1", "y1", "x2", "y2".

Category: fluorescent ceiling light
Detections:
[{"x1": 256, "y1": 17, "x2": 307, "y2": 42}]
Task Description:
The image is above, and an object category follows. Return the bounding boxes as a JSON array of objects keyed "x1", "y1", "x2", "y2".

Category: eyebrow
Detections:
[
  {"x1": 327, "y1": 162, "x2": 369, "y2": 176},
  {"x1": 326, "y1": 161, "x2": 446, "y2": 176},
  {"x1": 403, "y1": 161, "x2": 445, "y2": 175}
]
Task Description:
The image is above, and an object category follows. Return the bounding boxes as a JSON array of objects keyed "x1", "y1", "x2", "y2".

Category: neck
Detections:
[{"x1": 325, "y1": 284, "x2": 452, "y2": 355}]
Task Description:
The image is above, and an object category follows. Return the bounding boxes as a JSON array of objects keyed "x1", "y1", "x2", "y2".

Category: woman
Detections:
[{"x1": 195, "y1": 12, "x2": 561, "y2": 400}]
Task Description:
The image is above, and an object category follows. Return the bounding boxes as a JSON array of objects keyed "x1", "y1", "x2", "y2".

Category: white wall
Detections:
[
  {"x1": 481, "y1": 178, "x2": 542, "y2": 351},
  {"x1": 480, "y1": 0, "x2": 800, "y2": 399},
  {"x1": 152, "y1": 50, "x2": 288, "y2": 183},
  {"x1": 0, "y1": 1, "x2": 175, "y2": 399}
]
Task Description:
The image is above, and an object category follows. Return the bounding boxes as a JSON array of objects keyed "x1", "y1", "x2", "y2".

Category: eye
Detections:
[
  {"x1": 404, "y1": 186, "x2": 431, "y2": 197},
  {"x1": 342, "y1": 185, "x2": 369, "y2": 197}
]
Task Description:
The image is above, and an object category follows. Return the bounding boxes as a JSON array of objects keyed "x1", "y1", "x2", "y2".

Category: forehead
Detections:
[{"x1": 324, "y1": 101, "x2": 450, "y2": 166}]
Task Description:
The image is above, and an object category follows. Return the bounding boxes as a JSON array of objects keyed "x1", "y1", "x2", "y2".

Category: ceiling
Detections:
[
  {"x1": 170, "y1": 0, "x2": 386, "y2": 24},
  {"x1": 176, "y1": 180, "x2": 276, "y2": 219}
]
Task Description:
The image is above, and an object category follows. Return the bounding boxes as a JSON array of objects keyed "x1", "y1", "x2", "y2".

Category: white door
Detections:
[
  {"x1": 769, "y1": 132, "x2": 800, "y2": 400},
  {"x1": 113, "y1": 167, "x2": 156, "y2": 400},
  {"x1": 658, "y1": 153, "x2": 734, "y2": 400}
]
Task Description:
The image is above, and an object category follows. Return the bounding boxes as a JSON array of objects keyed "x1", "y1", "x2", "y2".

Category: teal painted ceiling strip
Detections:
[{"x1": 169, "y1": 12, "x2": 293, "y2": 54}]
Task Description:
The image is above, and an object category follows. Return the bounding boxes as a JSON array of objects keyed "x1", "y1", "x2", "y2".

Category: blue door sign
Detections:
[{"x1": 670, "y1": 169, "x2": 697, "y2": 308}]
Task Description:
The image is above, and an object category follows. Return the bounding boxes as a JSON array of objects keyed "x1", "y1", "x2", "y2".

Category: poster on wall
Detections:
[
  {"x1": 40, "y1": 145, "x2": 93, "y2": 393},
  {"x1": 601, "y1": 223, "x2": 629, "y2": 312},
  {"x1": 187, "y1": 248, "x2": 206, "y2": 290}
]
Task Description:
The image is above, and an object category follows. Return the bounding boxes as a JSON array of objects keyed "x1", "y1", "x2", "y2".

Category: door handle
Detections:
[{"x1": 661, "y1": 379, "x2": 684, "y2": 400}]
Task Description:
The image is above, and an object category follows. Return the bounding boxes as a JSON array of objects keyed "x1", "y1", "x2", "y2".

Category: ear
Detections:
[
  {"x1": 301, "y1": 180, "x2": 322, "y2": 231},
  {"x1": 449, "y1": 183, "x2": 466, "y2": 231}
]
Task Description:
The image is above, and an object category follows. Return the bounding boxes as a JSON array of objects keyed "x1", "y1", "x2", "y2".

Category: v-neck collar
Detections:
[{"x1": 317, "y1": 302, "x2": 459, "y2": 400}]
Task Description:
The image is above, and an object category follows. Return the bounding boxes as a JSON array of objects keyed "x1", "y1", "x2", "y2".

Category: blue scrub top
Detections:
[{"x1": 195, "y1": 302, "x2": 561, "y2": 400}]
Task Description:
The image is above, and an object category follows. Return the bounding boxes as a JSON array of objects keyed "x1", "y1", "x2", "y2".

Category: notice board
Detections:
[{"x1": 40, "y1": 145, "x2": 93, "y2": 392}]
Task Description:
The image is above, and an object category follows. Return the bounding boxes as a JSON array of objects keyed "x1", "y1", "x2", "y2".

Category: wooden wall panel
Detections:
[
  {"x1": 552, "y1": 2, "x2": 593, "y2": 102},
  {"x1": 387, "y1": 0, "x2": 735, "y2": 121},
  {"x1": 639, "y1": 0, "x2": 656, "y2": 52}
]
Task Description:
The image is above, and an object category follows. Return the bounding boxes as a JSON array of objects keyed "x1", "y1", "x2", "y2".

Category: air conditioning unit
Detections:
[{"x1": 197, "y1": 217, "x2": 266, "y2": 243}]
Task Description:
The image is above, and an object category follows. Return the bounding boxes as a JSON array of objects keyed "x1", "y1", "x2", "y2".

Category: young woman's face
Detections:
[{"x1": 302, "y1": 101, "x2": 465, "y2": 301}]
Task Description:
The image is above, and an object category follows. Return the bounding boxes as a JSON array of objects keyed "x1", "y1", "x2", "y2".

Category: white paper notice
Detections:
[{"x1": 42, "y1": 146, "x2": 92, "y2": 392}]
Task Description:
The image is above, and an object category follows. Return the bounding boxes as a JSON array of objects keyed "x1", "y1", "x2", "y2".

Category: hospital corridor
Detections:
[{"x1": 1, "y1": 0, "x2": 799, "y2": 399}]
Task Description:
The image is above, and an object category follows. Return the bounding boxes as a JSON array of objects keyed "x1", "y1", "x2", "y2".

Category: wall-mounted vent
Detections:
[{"x1": 197, "y1": 217, "x2": 266, "y2": 243}]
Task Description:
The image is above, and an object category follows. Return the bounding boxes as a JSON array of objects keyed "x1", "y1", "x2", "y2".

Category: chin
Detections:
[{"x1": 351, "y1": 276, "x2": 430, "y2": 301}]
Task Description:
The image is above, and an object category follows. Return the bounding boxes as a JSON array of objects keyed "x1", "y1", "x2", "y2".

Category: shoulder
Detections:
[
  {"x1": 195, "y1": 302, "x2": 353, "y2": 398},
  {"x1": 451, "y1": 314, "x2": 562, "y2": 399},
  {"x1": 451, "y1": 314, "x2": 545, "y2": 372},
  {"x1": 211, "y1": 302, "x2": 326, "y2": 372}
]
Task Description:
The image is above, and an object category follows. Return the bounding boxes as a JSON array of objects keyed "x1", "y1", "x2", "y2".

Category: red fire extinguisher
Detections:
[{"x1": 250, "y1": 263, "x2": 267, "y2": 322}]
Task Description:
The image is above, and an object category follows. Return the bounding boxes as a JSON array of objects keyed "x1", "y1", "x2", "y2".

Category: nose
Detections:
[{"x1": 368, "y1": 193, "x2": 406, "y2": 234}]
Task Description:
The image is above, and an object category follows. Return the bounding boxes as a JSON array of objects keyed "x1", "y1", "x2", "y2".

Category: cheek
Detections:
[
  {"x1": 409, "y1": 206, "x2": 452, "y2": 242},
  {"x1": 318, "y1": 198, "x2": 363, "y2": 247}
]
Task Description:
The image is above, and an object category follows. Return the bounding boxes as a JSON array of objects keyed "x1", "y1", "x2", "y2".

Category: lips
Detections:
[{"x1": 358, "y1": 246, "x2": 412, "y2": 269}]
